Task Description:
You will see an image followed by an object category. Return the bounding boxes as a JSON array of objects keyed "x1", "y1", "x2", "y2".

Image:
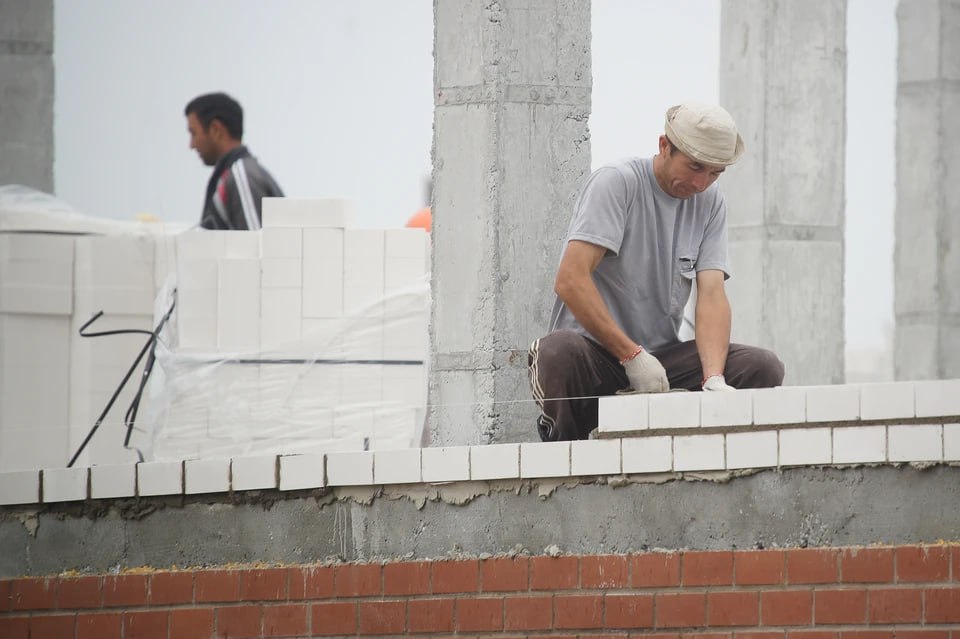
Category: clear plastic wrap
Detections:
[{"x1": 140, "y1": 227, "x2": 431, "y2": 461}]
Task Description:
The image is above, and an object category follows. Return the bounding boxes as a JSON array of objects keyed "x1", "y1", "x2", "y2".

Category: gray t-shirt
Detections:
[{"x1": 549, "y1": 156, "x2": 730, "y2": 353}]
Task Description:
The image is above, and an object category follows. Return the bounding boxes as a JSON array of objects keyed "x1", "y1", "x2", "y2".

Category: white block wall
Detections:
[
  {"x1": 0, "y1": 201, "x2": 431, "y2": 473},
  {"x1": 150, "y1": 198, "x2": 431, "y2": 461},
  {"x1": 4, "y1": 416, "x2": 958, "y2": 506},
  {"x1": 69, "y1": 235, "x2": 156, "y2": 468},
  {"x1": 0, "y1": 234, "x2": 75, "y2": 471}
]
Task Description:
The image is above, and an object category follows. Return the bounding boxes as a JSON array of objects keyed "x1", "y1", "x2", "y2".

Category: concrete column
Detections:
[
  {"x1": 0, "y1": 0, "x2": 54, "y2": 192},
  {"x1": 428, "y1": 0, "x2": 591, "y2": 445},
  {"x1": 894, "y1": 0, "x2": 960, "y2": 380},
  {"x1": 719, "y1": 0, "x2": 847, "y2": 385}
]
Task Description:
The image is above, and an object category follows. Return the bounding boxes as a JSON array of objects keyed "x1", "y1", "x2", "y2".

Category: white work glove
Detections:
[
  {"x1": 702, "y1": 374, "x2": 735, "y2": 391},
  {"x1": 621, "y1": 348, "x2": 669, "y2": 393}
]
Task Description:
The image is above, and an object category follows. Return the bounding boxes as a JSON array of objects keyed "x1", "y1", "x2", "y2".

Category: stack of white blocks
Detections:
[
  {"x1": 153, "y1": 198, "x2": 430, "y2": 460},
  {"x1": 69, "y1": 235, "x2": 158, "y2": 467},
  {"x1": 0, "y1": 232, "x2": 163, "y2": 471},
  {"x1": 596, "y1": 379, "x2": 960, "y2": 469},
  {"x1": 0, "y1": 199, "x2": 430, "y2": 472},
  {"x1": 0, "y1": 234, "x2": 75, "y2": 470}
]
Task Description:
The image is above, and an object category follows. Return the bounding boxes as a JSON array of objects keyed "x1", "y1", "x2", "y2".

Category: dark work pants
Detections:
[{"x1": 527, "y1": 329, "x2": 785, "y2": 441}]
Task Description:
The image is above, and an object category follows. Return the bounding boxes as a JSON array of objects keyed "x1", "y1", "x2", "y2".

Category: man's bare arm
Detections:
[
  {"x1": 694, "y1": 269, "x2": 731, "y2": 380},
  {"x1": 554, "y1": 240, "x2": 639, "y2": 361}
]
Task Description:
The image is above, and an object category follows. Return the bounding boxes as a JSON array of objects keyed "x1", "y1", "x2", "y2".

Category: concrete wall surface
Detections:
[
  {"x1": 0, "y1": 0, "x2": 54, "y2": 192},
  {"x1": 429, "y1": 0, "x2": 591, "y2": 446},
  {"x1": 719, "y1": 0, "x2": 847, "y2": 385},
  {"x1": 1, "y1": 465, "x2": 958, "y2": 576},
  {"x1": 895, "y1": 0, "x2": 960, "y2": 380}
]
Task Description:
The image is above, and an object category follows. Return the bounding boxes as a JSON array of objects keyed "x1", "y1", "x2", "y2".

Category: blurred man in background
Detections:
[{"x1": 185, "y1": 92, "x2": 283, "y2": 230}]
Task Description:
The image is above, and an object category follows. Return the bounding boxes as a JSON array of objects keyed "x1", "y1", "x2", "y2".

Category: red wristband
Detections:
[{"x1": 619, "y1": 346, "x2": 643, "y2": 365}]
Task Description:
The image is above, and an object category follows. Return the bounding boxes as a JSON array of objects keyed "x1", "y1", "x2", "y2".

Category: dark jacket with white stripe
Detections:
[{"x1": 199, "y1": 145, "x2": 283, "y2": 230}]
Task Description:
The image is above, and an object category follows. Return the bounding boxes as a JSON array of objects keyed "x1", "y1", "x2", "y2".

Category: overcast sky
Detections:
[{"x1": 53, "y1": 0, "x2": 896, "y2": 360}]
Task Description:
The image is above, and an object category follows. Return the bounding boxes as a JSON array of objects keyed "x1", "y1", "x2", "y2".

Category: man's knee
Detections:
[
  {"x1": 753, "y1": 348, "x2": 785, "y2": 387},
  {"x1": 727, "y1": 344, "x2": 786, "y2": 388},
  {"x1": 529, "y1": 329, "x2": 585, "y2": 369}
]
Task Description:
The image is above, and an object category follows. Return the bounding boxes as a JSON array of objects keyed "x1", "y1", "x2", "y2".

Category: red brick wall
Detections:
[{"x1": 1, "y1": 545, "x2": 958, "y2": 638}]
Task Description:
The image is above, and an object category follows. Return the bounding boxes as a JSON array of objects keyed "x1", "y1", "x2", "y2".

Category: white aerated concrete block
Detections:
[
  {"x1": 175, "y1": 230, "x2": 226, "y2": 259},
  {"x1": 915, "y1": 379, "x2": 960, "y2": 418},
  {"x1": 374, "y1": 448, "x2": 421, "y2": 484},
  {"x1": 177, "y1": 314, "x2": 218, "y2": 351},
  {"x1": 0, "y1": 258, "x2": 73, "y2": 288},
  {"x1": 260, "y1": 227, "x2": 303, "y2": 258},
  {"x1": 0, "y1": 233, "x2": 75, "y2": 261},
  {"x1": 860, "y1": 382, "x2": 916, "y2": 420},
  {"x1": 888, "y1": 424, "x2": 942, "y2": 462},
  {"x1": 185, "y1": 458, "x2": 231, "y2": 494},
  {"x1": 217, "y1": 259, "x2": 261, "y2": 352},
  {"x1": 224, "y1": 231, "x2": 260, "y2": 259},
  {"x1": 383, "y1": 257, "x2": 428, "y2": 296},
  {"x1": 262, "y1": 198, "x2": 354, "y2": 228},
  {"x1": 833, "y1": 426, "x2": 886, "y2": 464},
  {"x1": 260, "y1": 287, "x2": 302, "y2": 350},
  {"x1": 571, "y1": 439, "x2": 621, "y2": 475},
  {"x1": 0, "y1": 285, "x2": 73, "y2": 314},
  {"x1": 674, "y1": 434, "x2": 724, "y2": 471},
  {"x1": 806, "y1": 385, "x2": 860, "y2": 422},
  {"x1": 597, "y1": 394, "x2": 649, "y2": 433},
  {"x1": 178, "y1": 259, "x2": 219, "y2": 290},
  {"x1": 470, "y1": 443, "x2": 520, "y2": 481},
  {"x1": 231, "y1": 455, "x2": 278, "y2": 491},
  {"x1": 422, "y1": 446, "x2": 470, "y2": 483},
  {"x1": 779, "y1": 428, "x2": 832, "y2": 466},
  {"x1": 42, "y1": 467, "x2": 88, "y2": 503},
  {"x1": 338, "y1": 320, "x2": 383, "y2": 360},
  {"x1": 382, "y1": 318, "x2": 428, "y2": 362},
  {"x1": 0, "y1": 258, "x2": 73, "y2": 314},
  {"x1": 0, "y1": 470, "x2": 40, "y2": 505},
  {"x1": 90, "y1": 464, "x2": 136, "y2": 499},
  {"x1": 137, "y1": 461, "x2": 183, "y2": 496},
  {"x1": 0, "y1": 316, "x2": 71, "y2": 454},
  {"x1": 520, "y1": 441, "x2": 570, "y2": 478},
  {"x1": 261, "y1": 258, "x2": 302, "y2": 288},
  {"x1": 621, "y1": 436, "x2": 672, "y2": 473},
  {"x1": 753, "y1": 387, "x2": 806, "y2": 425},
  {"x1": 649, "y1": 393, "x2": 700, "y2": 429},
  {"x1": 302, "y1": 229, "x2": 344, "y2": 318},
  {"x1": 83, "y1": 287, "x2": 155, "y2": 315},
  {"x1": 279, "y1": 453, "x2": 325, "y2": 491},
  {"x1": 701, "y1": 390, "x2": 753, "y2": 427},
  {"x1": 326, "y1": 451, "x2": 374, "y2": 486},
  {"x1": 0, "y1": 428, "x2": 68, "y2": 472},
  {"x1": 945, "y1": 424, "x2": 960, "y2": 461},
  {"x1": 726, "y1": 431, "x2": 778, "y2": 470},
  {"x1": 343, "y1": 230, "x2": 386, "y2": 316},
  {"x1": 385, "y1": 228, "x2": 428, "y2": 258}
]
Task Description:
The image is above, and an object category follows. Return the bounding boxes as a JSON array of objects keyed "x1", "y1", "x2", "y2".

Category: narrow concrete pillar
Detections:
[
  {"x1": 719, "y1": 0, "x2": 847, "y2": 385},
  {"x1": 0, "y1": 0, "x2": 54, "y2": 192},
  {"x1": 894, "y1": 0, "x2": 960, "y2": 380},
  {"x1": 428, "y1": 0, "x2": 591, "y2": 445}
]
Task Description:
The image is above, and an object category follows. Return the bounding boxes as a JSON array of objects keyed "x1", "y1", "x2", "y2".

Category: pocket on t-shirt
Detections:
[{"x1": 670, "y1": 253, "x2": 698, "y2": 317}]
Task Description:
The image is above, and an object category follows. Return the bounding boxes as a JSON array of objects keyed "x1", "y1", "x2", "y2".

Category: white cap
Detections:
[{"x1": 664, "y1": 102, "x2": 744, "y2": 166}]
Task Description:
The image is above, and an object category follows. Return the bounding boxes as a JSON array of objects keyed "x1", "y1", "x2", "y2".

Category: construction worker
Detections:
[{"x1": 528, "y1": 102, "x2": 785, "y2": 442}]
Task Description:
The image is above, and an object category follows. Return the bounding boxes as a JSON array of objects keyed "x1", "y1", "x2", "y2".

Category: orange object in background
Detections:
[{"x1": 406, "y1": 207, "x2": 431, "y2": 232}]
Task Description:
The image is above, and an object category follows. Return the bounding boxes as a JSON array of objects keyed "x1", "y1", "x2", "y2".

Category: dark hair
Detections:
[
  {"x1": 665, "y1": 137, "x2": 680, "y2": 156},
  {"x1": 185, "y1": 92, "x2": 244, "y2": 140}
]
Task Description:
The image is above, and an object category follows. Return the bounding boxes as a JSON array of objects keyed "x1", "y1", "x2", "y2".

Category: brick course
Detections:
[{"x1": 0, "y1": 544, "x2": 956, "y2": 637}]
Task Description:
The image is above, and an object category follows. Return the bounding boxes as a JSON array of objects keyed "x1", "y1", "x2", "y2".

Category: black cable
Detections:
[{"x1": 66, "y1": 293, "x2": 177, "y2": 468}]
